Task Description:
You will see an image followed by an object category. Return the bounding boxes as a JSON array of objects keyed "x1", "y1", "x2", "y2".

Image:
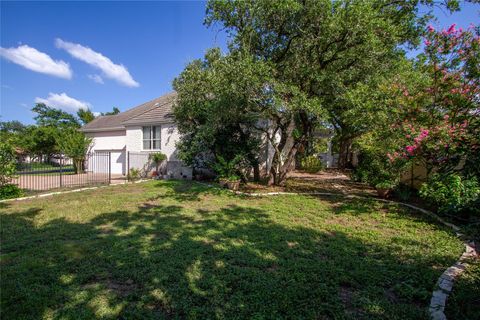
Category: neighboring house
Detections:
[{"x1": 80, "y1": 92, "x2": 192, "y2": 178}]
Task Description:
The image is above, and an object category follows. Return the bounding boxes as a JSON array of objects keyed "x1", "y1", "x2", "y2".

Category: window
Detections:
[{"x1": 142, "y1": 126, "x2": 161, "y2": 150}]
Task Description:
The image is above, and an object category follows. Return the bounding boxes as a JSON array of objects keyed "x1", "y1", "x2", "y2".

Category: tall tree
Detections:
[
  {"x1": 77, "y1": 108, "x2": 96, "y2": 125},
  {"x1": 205, "y1": 0, "x2": 463, "y2": 170},
  {"x1": 32, "y1": 103, "x2": 80, "y2": 128},
  {"x1": 21, "y1": 126, "x2": 59, "y2": 158},
  {"x1": 0, "y1": 120, "x2": 26, "y2": 133},
  {"x1": 173, "y1": 49, "x2": 268, "y2": 180},
  {"x1": 102, "y1": 107, "x2": 120, "y2": 116},
  {"x1": 56, "y1": 128, "x2": 92, "y2": 174}
]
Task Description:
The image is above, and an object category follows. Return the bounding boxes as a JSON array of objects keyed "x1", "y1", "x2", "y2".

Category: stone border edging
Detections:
[
  {"x1": 0, "y1": 179, "x2": 150, "y2": 204},
  {"x1": 224, "y1": 188, "x2": 476, "y2": 320},
  {"x1": 429, "y1": 240, "x2": 477, "y2": 320}
]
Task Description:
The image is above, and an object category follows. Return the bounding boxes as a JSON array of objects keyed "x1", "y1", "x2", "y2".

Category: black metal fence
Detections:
[{"x1": 12, "y1": 152, "x2": 112, "y2": 192}]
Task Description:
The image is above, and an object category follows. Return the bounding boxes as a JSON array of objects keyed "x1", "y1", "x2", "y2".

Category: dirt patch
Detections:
[{"x1": 240, "y1": 170, "x2": 376, "y2": 197}]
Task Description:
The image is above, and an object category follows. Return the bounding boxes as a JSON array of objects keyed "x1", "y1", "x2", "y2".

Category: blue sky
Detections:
[{"x1": 1, "y1": 1, "x2": 478, "y2": 125}]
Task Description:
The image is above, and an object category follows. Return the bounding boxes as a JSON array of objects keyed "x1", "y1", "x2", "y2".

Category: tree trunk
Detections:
[
  {"x1": 267, "y1": 117, "x2": 301, "y2": 186},
  {"x1": 74, "y1": 159, "x2": 84, "y2": 174},
  {"x1": 253, "y1": 161, "x2": 260, "y2": 182},
  {"x1": 338, "y1": 136, "x2": 353, "y2": 169}
]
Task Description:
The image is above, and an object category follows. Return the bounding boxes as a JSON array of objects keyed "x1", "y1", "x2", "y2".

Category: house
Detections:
[
  {"x1": 80, "y1": 91, "x2": 311, "y2": 180},
  {"x1": 80, "y1": 92, "x2": 192, "y2": 179}
]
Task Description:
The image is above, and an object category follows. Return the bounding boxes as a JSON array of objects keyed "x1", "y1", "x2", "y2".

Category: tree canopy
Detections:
[
  {"x1": 32, "y1": 103, "x2": 80, "y2": 128},
  {"x1": 77, "y1": 108, "x2": 96, "y2": 125},
  {"x1": 175, "y1": 0, "x2": 466, "y2": 184}
]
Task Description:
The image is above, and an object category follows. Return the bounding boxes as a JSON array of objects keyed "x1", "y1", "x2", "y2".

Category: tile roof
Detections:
[{"x1": 80, "y1": 92, "x2": 176, "y2": 132}]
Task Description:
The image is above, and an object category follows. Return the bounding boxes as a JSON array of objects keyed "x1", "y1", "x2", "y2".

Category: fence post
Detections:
[
  {"x1": 60, "y1": 155, "x2": 63, "y2": 188},
  {"x1": 127, "y1": 151, "x2": 130, "y2": 177},
  {"x1": 108, "y1": 152, "x2": 111, "y2": 184}
]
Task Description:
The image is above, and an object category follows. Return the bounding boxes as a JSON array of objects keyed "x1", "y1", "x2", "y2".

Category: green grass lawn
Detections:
[
  {"x1": 0, "y1": 180, "x2": 465, "y2": 319},
  {"x1": 445, "y1": 259, "x2": 480, "y2": 320},
  {"x1": 17, "y1": 162, "x2": 74, "y2": 171}
]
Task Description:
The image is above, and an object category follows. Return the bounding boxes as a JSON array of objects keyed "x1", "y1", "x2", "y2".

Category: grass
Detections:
[
  {"x1": 0, "y1": 180, "x2": 465, "y2": 319},
  {"x1": 17, "y1": 162, "x2": 74, "y2": 171},
  {"x1": 18, "y1": 170, "x2": 76, "y2": 177},
  {"x1": 17, "y1": 162, "x2": 75, "y2": 176},
  {"x1": 445, "y1": 258, "x2": 480, "y2": 320}
]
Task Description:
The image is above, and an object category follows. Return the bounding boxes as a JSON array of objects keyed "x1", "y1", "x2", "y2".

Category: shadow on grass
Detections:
[
  {"x1": 284, "y1": 176, "x2": 376, "y2": 197},
  {"x1": 149, "y1": 179, "x2": 227, "y2": 202},
  {"x1": 0, "y1": 181, "x2": 461, "y2": 320}
]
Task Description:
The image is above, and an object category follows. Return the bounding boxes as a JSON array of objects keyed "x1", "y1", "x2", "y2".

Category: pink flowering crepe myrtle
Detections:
[
  {"x1": 388, "y1": 116, "x2": 470, "y2": 165},
  {"x1": 387, "y1": 23, "x2": 479, "y2": 166},
  {"x1": 423, "y1": 23, "x2": 480, "y2": 110}
]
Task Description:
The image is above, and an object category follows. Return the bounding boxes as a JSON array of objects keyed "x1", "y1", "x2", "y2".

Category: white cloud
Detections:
[
  {"x1": 93, "y1": 112, "x2": 101, "y2": 117},
  {"x1": 88, "y1": 74, "x2": 104, "y2": 84},
  {"x1": 55, "y1": 38, "x2": 139, "y2": 87},
  {"x1": 35, "y1": 93, "x2": 91, "y2": 113},
  {"x1": 0, "y1": 45, "x2": 72, "y2": 79}
]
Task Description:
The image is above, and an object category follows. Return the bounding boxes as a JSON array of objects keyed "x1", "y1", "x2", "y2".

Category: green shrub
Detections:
[
  {"x1": 419, "y1": 173, "x2": 480, "y2": 217},
  {"x1": 127, "y1": 168, "x2": 140, "y2": 181},
  {"x1": 394, "y1": 183, "x2": 414, "y2": 201},
  {"x1": 0, "y1": 142, "x2": 17, "y2": 187},
  {"x1": 375, "y1": 180, "x2": 396, "y2": 190},
  {"x1": 0, "y1": 184, "x2": 24, "y2": 200},
  {"x1": 149, "y1": 152, "x2": 167, "y2": 173},
  {"x1": 351, "y1": 149, "x2": 401, "y2": 187},
  {"x1": 212, "y1": 155, "x2": 244, "y2": 180},
  {"x1": 300, "y1": 156, "x2": 324, "y2": 173}
]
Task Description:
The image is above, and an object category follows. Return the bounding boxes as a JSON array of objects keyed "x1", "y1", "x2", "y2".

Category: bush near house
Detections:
[
  {"x1": 419, "y1": 173, "x2": 480, "y2": 218},
  {"x1": 149, "y1": 152, "x2": 167, "y2": 174},
  {"x1": 300, "y1": 155, "x2": 324, "y2": 174}
]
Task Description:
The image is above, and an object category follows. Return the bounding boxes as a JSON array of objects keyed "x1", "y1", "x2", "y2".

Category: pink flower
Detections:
[
  {"x1": 427, "y1": 25, "x2": 435, "y2": 33},
  {"x1": 405, "y1": 145, "x2": 416, "y2": 155},
  {"x1": 424, "y1": 39, "x2": 431, "y2": 46},
  {"x1": 447, "y1": 24, "x2": 456, "y2": 34},
  {"x1": 443, "y1": 114, "x2": 449, "y2": 120}
]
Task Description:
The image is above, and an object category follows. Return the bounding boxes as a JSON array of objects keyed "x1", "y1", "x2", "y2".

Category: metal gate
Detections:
[{"x1": 12, "y1": 152, "x2": 111, "y2": 192}]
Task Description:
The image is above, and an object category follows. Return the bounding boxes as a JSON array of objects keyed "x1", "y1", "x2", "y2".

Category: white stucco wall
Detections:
[
  {"x1": 125, "y1": 126, "x2": 143, "y2": 152},
  {"x1": 161, "y1": 123, "x2": 180, "y2": 161},
  {"x1": 85, "y1": 124, "x2": 183, "y2": 176},
  {"x1": 87, "y1": 130, "x2": 126, "y2": 151},
  {"x1": 125, "y1": 123, "x2": 180, "y2": 160}
]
